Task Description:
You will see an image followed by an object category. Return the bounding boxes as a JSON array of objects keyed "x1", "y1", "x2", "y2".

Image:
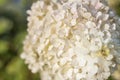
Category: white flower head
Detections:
[{"x1": 21, "y1": 0, "x2": 120, "y2": 80}]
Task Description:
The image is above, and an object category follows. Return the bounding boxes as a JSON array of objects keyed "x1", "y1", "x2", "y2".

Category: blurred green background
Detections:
[
  {"x1": 0, "y1": 0, "x2": 40, "y2": 80},
  {"x1": 0, "y1": 0, "x2": 120, "y2": 80}
]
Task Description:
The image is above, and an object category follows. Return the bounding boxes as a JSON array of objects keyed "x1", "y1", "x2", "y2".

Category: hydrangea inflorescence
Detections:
[{"x1": 21, "y1": 0, "x2": 120, "y2": 80}]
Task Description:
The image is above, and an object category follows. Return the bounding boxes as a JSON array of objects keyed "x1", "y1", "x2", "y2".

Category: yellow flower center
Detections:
[{"x1": 97, "y1": 45, "x2": 110, "y2": 57}]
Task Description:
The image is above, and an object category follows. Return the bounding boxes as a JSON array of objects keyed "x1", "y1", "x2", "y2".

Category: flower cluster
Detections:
[{"x1": 21, "y1": 0, "x2": 120, "y2": 80}]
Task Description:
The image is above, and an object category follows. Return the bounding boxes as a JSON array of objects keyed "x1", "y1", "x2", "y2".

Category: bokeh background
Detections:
[{"x1": 0, "y1": 0, "x2": 120, "y2": 80}]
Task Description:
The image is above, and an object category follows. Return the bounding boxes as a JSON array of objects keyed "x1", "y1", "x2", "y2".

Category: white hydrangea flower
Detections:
[{"x1": 21, "y1": 0, "x2": 120, "y2": 80}]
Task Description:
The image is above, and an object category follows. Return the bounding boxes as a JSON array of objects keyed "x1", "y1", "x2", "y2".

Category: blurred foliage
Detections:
[
  {"x1": 0, "y1": 0, "x2": 120, "y2": 80},
  {"x1": 0, "y1": 0, "x2": 7, "y2": 6},
  {"x1": 0, "y1": 0, "x2": 39, "y2": 80},
  {"x1": 108, "y1": 0, "x2": 120, "y2": 15}
]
